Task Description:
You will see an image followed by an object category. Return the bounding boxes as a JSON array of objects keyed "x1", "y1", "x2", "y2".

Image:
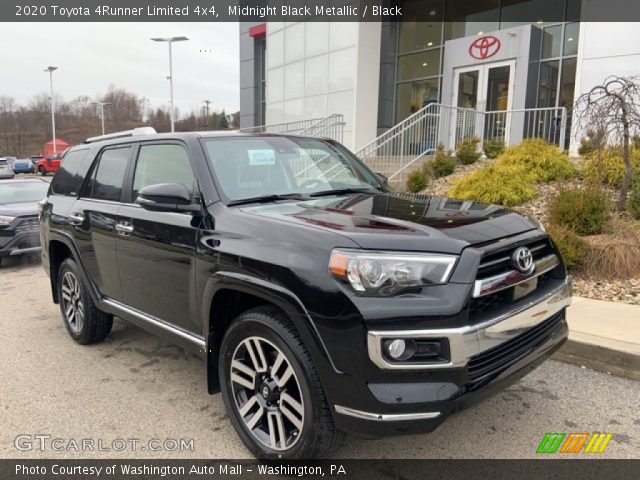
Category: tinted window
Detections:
[
  {"x1": 50, "y1": 149, "x2": 91, "y2": 196},
  {"x1": 132, "y1": 144, "x2": 195, "y2": 199},
  {"x1": 88, "y1": 147, "x2": 131, "y2": 202}
]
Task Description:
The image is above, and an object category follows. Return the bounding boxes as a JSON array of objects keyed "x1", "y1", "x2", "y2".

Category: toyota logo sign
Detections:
[
  {"x1": 512, "y1": 247, "x2": 535, "y2": 274},
  {"x1": 469, "y1": 35, "x2": 501, "y2": 60}
]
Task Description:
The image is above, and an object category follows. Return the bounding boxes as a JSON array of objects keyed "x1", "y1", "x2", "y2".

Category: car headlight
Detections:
[
  {"x1": 0, "y1": 215, "x2": 16, "y2": 225},
  {"x1": 329, "y1": 249, "x2": 458, "y2": 296}
]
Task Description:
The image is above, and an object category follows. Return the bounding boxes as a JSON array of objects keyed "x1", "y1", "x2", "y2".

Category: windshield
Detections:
[
  {"x1": 201, "y1": 136, "x2": 382, "y2": 202},
  {"x1": 0, "y1": 182, "x2": 49, "y2": 204}
]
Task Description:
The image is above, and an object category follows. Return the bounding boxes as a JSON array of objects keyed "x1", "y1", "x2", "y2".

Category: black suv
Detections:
[{"x1": 40, "y1": 129, "x2": 571, "y2": 458}]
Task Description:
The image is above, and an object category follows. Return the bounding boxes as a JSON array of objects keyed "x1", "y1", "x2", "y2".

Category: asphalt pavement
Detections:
[{"x1": 1, "y1": 257, "x2": 638, "y2": 459}]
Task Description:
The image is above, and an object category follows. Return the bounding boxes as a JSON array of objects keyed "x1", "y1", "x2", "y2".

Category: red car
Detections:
[{"x1": 36, "y1": 152, "x2": 63, "y2": 176}]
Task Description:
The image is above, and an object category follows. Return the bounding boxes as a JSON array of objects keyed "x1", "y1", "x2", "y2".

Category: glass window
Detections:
[
  {"x1": 500, "y1": 0, "x2": 564, "y2": 27},
  {"x1": 538, "y1": 60, "x2": 559, "y2": 107},
  {"x1": 457, "y1": 70, "x2": 480, "y2": 109},
  {"x1": 445, "y1": 0, "x2": 500, "y2": 39},
  {"x1": 395, "y1": 79, "x2": 439, "y2": 121},
  {"x1": 132, "y1": 144, "x2": 195, "y2": 199},
  {"x1": 398, "y1": 0, "x2": 443, "y2": 53},
  {"x1": 0, "y1": 181, "x2": 49, "y2": 204},
  {"x1": 541, "y1": 25, "x2": 562, "y2": 58},
  {"x1": 202, "y1": 136, "x2": 380, "y2": 202},
  {"x1": 397, "y1": 49, "x2": 440, "y2": 81},
  {"x1": 88, "y1": 147, "x2": 131, "y2": 202},
  {"x1": 563, "y1": 22, "x2": 579, "y2": 56},
  {"x1": 560, "y1": 57, "x2": 577, "y2": 108},
  {"x1": 50, "y1": 149, "x2": 91, "y2": 196},
  {"x1": 486, "y1": 66, "x2": 511, "y2": 111}
]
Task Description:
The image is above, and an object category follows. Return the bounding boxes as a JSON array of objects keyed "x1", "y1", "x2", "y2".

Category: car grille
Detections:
[
  {"x1": 467, "y1": 310, "x2": 565, "y2": 384},
  {"x1": 15, "y1": 216, "x2": 39, "y2": 233},
  {"x1": 476, "y1": 238, "x2": 554, "y2": 280}
]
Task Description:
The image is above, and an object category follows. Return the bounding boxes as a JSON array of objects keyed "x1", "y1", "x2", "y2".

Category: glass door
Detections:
[{"x1": 451, "y1": 61, "x2": 515, "y2": 146}]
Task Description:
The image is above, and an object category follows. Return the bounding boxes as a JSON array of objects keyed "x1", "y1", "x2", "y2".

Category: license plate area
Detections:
[{"x1": 512, "y1": 277, "x2": 537, "y2": 301}]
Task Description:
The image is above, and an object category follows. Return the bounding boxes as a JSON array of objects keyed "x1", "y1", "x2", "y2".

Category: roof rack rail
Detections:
[{"x1": 84, "y1": 127, "x2": 157, "y2": 144}]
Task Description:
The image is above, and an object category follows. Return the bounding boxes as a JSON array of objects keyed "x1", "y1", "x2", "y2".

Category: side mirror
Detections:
[
  {"x1": 136, "y1": 183, "x2": 201, "y2": 213},
  {"x1": 375, "y1": 172, "x2": 388, "y2": 186}
]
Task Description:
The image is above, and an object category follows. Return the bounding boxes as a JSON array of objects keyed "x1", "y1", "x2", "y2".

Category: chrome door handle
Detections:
[
  {"x1": 68, "y1": 213, "x2": 84, "y2": 225},
  {"x1": 115, "y1": 223, "x2": 134, "y2": 235}
]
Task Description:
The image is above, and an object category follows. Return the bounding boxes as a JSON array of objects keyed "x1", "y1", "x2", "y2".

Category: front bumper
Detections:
[{"x1": 332, "y1": 277, "x2": 571, "y2": 437}]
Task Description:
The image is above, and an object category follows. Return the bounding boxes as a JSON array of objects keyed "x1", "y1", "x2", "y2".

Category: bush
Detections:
[
  {"x1": 496, "y1": 138, "x2": 575, "y2": 183},
  {"x1": 448, "y1": 164, "x2": 536, "y2": 207},
  {"x1": 629, "y1": 178, "x2": 640, "y2": 220},
  {"x1": 546, "y1": 224, "x2": 586, "y2": 271},
  {"x1": 583, "y1": 146, "x2": 640, "y2": 186},
  {"x1": 429, "y1": 144, "x2": 456, "y2": 178},
  {"x1": 483, "y1": 138, "x2": 505, "y2": 159},
  {"x1": 406, "y1": 167, "x2": 428, "y2": 193},
  {"x1": 581, "y1": 221, "x2": 640, "y2": 280},
  {"x1": 456, "y1": 137, "x2": 481, "y2": 165},
  {"x1": 578, "y1": 129, "x2": 606, "y2": 156},
  {"x1": 547, "y1": 186, "x2": 609, "y2": 235}
]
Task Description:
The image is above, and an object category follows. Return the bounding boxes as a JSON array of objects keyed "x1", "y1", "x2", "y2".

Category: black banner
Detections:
[
  {"x1": 3, "y1": 0, "x2": 640, "y2": 22},
  {"x1": 1, "y1": 459, "x2": 639, "y2": 480}
]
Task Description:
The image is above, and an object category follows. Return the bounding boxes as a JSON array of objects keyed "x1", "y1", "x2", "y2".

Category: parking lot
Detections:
[{"x1": 0, "y1": 255, "x2": 638, "y2": 459}]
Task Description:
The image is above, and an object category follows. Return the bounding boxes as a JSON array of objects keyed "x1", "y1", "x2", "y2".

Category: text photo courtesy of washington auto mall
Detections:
[{"x1": 1, "y1": 0, "x2": 640, "y2": 479}]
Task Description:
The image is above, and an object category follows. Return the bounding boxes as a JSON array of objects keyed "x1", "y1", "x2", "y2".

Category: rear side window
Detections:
[
  {"x1": 132, "y1": 144, "x2": 195, "y2": 199},
  {"x1": 50, "y1": 149, "x2": 91, "y2": 196},
  {"x1": 87, "y1": 147, "x2": 131, "y2": 202}
]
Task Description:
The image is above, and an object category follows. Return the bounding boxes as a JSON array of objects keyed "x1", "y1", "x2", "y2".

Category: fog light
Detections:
[{"x1": 386, "y1": 339, "x2": 406, "y2": 359}]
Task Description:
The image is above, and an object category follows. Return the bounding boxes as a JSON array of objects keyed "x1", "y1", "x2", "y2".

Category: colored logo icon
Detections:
[
  {"x1": 536, "y1": 432, "x2": 614, "y2": 454},
  {"x1": 469, "y1": 36, "x2": 501, "y2": 60}
]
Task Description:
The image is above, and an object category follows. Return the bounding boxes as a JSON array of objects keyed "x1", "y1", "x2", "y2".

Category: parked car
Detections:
[
  {"x1": 0, "y1": 178, "x2": 49, "y2": 263},
  {"x1": 36, "y1": 152, "x2": 63, "y2": 176},
  {"x1": 40, "y1": 128, "x2": 571, "y2": 459},
  {"x1": 13, "y1": 158, "x2": 35, "y2": 174},
  {"x1": 0, "y1": 158, "x2": 15, "y2": 179}
]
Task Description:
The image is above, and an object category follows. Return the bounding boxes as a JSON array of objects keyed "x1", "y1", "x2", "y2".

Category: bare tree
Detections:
[{"x1": 576, "y1": 75, "x2": 640, "y2": 210}]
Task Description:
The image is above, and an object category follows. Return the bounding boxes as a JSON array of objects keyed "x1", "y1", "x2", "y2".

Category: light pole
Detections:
[
  {"x1": 92, "y1": 102, "x2": 112, "y2": 135},
  {"x1": 44, "y1": 66, "x2": 58, "y2": 153},
  {"x1": 203, "y1": 99, "x2": 211, "y2": 130},
  {"x1": 151, "y1": 36, "x2": 189, "y2": 132}
]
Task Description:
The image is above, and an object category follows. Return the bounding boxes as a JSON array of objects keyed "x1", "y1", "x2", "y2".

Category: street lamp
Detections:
[
  {"x1": 151, "y1": 36, "x2": 189, "y2": 132},
  {"x1": 92, "y1": 102, "x2": 112, "y2": 135},
  {"x1": 44, "y1": 66, "x2": 58, "y2": 153}
]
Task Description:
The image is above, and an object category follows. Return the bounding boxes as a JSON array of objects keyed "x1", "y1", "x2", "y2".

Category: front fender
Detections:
[{"x1": 201, "y1": 271, "x2": 343, "y2": 394}]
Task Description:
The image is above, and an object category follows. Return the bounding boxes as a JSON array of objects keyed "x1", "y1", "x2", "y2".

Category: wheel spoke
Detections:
[
  {"x1": 245, "y1": 338, "x2": 268, "y2": 373},
  {"x1": 279, "y1": 392, "x2": 304, "y2": 431},
  {"x1": 272, "y1": 363, "x2": 294, "y2": 388},
  {"x1": 238, "y1": 395, "x2": 264, "y2": 430},
  {"x1": 61, "y1": 285, "x2": 72, "y2": 301},
  {"x1": 230, "y1": 360, "x2": 256, "y2": 390},
  {"x1": 64, "y1": 303, "x2": 74, "y2": 318},
  {"x1": 267, "y1": 411, "x2": 287, "y2": 449}
]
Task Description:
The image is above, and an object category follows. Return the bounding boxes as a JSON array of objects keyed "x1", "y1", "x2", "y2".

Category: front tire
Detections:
[
  {"x1": 38, "y1": 167, "x2": 46, "y2": 176},
  {"x1": 57, "y1": 258, "x2": 113, "y2": 344},
  {"x1": 219, "y1": 306, "x2": 343, "y2": 459}
]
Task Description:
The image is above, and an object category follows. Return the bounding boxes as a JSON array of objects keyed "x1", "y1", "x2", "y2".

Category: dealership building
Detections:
[{"x1": 239, "y1": 0, "x2": 640, "y2": 159}]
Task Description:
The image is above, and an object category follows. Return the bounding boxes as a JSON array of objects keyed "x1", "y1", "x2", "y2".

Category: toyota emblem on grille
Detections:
[{"x1": 512, "y1": 247, "x2": 534, "y2": 274}]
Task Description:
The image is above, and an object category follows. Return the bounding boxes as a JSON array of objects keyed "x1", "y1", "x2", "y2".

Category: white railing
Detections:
[
  {"x1": 355, "y1": 104, "x2": 568, "y2": 185},
  {"x1": 238, "y1": 114, "x2": 345, "y2": 142},
  {"x1": 354, "y1": 103, "x2": 477, "y2": 184}
]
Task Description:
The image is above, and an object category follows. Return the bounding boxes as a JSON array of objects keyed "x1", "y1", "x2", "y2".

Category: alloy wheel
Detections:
[
  {"x1": 230, "y1": 336, "x2": 305, "y2": 451},
  {"x1": 61, "y1": 271, "x2": 84, "y2": 334}
]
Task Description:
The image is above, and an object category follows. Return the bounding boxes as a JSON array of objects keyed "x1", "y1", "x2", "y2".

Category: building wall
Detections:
[
  {"x1": 264, "y1": 22, "x2": 381, "y2": 150},
  {"x1": 239, "y1": 21, "x2": 264, "y2": 129},
  {"x1": 571, "y1": 0, "x2": 640, "y2": 152}
]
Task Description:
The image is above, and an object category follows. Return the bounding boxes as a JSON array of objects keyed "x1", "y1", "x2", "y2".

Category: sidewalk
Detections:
[{"x1": 553, "y1": 296, "x2": 640, "y2": 380}]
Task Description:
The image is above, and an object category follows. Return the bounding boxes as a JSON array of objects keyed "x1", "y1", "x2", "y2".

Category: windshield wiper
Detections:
[
  {"x1": 309, "y1": 187, "x2": 377, "y2": 198},
  {"x1": 228, "y1": 193, "x2": 309, "y2": 206}
]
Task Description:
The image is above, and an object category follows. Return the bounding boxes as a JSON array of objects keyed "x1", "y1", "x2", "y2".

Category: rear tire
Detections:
[
  {"x1": 219, "y1": 306, "x2": 343, "y2": 459},
  {"x1": 38, "y1": 167, "x2": 46, "y2": 176},
  {"x1": 57, "y1": 258, "x2": 113, "y2": 344}
]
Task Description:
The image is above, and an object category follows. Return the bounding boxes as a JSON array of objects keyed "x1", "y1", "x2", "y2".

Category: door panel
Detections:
[{"x1": 116, "y1": 142, "x2": 200, "y2": 335}]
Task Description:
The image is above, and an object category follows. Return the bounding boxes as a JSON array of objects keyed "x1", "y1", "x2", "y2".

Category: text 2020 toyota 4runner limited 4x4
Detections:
[{"x1": 40, "y1": 128, "x2": 571, "y2": 458}]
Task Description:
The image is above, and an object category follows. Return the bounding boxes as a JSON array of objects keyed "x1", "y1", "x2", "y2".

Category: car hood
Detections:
[
  {"x1": 240, "y1": 192, "x2": 538, "y2": 253},
  {"x1": 0, "y1": 202, "x2": 39, "y2": 217}
]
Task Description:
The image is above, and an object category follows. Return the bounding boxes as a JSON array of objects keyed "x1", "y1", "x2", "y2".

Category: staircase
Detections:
[{"x1": 239, "y1": 114, "x2": 345, "y2": 142}]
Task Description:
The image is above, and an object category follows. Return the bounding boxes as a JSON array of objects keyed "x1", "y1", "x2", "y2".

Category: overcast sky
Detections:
[{"x1": 0, "y1": 22, "x2": 240, "y2": 115}]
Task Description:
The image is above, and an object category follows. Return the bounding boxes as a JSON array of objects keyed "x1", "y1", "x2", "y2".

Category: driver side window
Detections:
[{"x1": 132, "y1": 144, "x2": 195, "y2": 200}]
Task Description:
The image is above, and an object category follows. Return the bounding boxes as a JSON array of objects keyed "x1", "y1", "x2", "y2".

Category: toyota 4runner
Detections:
[{"x1": 40, "y1": 128, "x2": 571, "y2": 458}]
